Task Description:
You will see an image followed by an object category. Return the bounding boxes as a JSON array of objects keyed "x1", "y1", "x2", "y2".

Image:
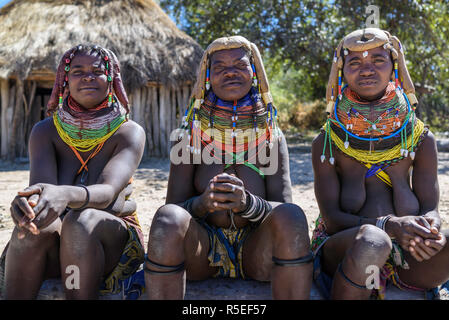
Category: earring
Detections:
[
  {"x1": 251, "y1": 64, "x2": 258, "y2": 87},
  {"x1": 205, "y1": 68, "x2": 210, "y2": 91}
]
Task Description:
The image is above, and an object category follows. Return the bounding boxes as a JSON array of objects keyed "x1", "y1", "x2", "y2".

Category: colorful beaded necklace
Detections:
[
  {"x1": 322, "y1": 82, "x2": 426, "y2": 171},
  {"x1": 179, "y1": 87, "x2": 281, "y2": 169},
  {"x1": 53, "y1": 95, "x2": 128, "y2": 183}
]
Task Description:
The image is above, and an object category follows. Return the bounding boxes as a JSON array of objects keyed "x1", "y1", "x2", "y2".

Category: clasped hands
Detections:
[
  {"x1": 199, "y1": 173, "x2": 248, "y2": 214},
  {"x1": 10, "y1": 183, "x2": 69, "y2": 239},
  {"x1": 386, "y1": 213, "x2": 446, "y2": 262}
]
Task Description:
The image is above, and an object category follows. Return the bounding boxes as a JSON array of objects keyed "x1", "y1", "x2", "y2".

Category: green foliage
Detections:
[{"x1": 161, "y1": 0, "x2": 449, "y2": 132}]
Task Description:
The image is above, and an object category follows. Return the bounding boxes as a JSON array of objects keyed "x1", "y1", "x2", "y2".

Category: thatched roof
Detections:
[{"x1": 0, "y1": 0, "x2": 203, "y2": 90}]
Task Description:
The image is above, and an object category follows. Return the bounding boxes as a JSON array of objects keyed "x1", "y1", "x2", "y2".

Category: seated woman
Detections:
[
  {"x1": 311, "y1": 28, "x2": 449, "y2": 299},
  {"x1": 1, "y1": 44, "x2": 146, "y2": 299},
  {"x1": 145, "y1": 36, "x2": 312, "y2": 299}
]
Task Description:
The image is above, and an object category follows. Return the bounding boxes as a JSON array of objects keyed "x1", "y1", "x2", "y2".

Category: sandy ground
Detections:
[
  {"x1": 0, "y1": 143, "x2": 448, "y2": 299},
  {"x1": 1, "y1": 143, "x2": 448, "y2": 248}
]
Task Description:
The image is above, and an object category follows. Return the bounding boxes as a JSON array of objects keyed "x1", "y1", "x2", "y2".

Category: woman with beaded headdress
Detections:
[
  {"x1": 144, "y1": 36, "x2": 313, "y2": 299},
  {"x1": 311, "y1": 28, "x2": 449, "y2": 299},
  {"x1": 2, "y1": 44, "x2": 146, "y2": 299}
]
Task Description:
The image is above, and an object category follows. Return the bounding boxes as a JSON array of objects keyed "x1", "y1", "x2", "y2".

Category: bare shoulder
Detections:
[
  {"x1": 29, "y1": 117, "x2": 57, "y2": 142},
  {"x1": 114, "y1": 119, "x2": 145, "y2": 145},
  {"x1": 311, "y1": 132, "x2": 324, "y2": 148},
  {"x1": 311, "y1": 132, "x2": 325, "y2": 158},
  {"x1": 275, "y1": 130, "x2": 289, "y2": 155},
  {"x1": 415, "y1": 129, "x2": 438, "y2": 160}
]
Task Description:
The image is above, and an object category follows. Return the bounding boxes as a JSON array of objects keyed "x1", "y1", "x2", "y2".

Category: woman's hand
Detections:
[
  {"x1": 408, "y1": 233, "x2": 447, "y2": 262},
  {"x1": 386, "y1": 215, "x2": 442, "y2": 262},
  {"x1": 16, "y1": 184, "x2": 70, "y2": 233},
  {"x1": 199, "y1": 173, "x2": 248, "y2": 214},
  {"x1": 10, "y1": 187, "x2": 41, "y2": 238},
  {"x1": 407, "y1": 212, "x2": 446, "y2": 262}
]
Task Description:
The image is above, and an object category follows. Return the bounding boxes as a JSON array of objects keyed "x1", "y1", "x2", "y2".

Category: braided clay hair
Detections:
[{"x1": 47, "y1": 44, "x2": 129, "y2": 115}]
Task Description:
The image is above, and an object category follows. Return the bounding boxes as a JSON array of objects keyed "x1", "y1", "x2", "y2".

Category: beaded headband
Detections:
[
  {"x1": 189, "y1": 35, "x2": 274, "y2": 109},
  {"x1": 47, "y1": 44, "x2": 129, "y2": 115},
  {"x1": 325, "y1": 28, "x2": 417, "y2": 114},
  {"x1": 181, "y1": 36, "x2": 279, "y2": 154}
]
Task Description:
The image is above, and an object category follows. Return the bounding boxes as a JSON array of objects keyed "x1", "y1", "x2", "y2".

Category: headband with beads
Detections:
[
  {"x1": 321, "y1": 28, "x2": 419, "y2": 165},
  {"x1": 325, "y1": 28, "x2": 417, "y2": 115},
  {"x1": 47, "y1": 44, "x2": 129, "y2": 115},
  {"x1": 181, "y1": 36, "x2": 279, "y2": 154}
]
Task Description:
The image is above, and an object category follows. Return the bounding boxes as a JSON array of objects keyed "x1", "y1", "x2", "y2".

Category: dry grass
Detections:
[
  {"x1": 0, "y1": 0, "x2": 203, "y2": 89},
  {"x1": 288, "y1": 100, "x2": 327, "y2": 131}
]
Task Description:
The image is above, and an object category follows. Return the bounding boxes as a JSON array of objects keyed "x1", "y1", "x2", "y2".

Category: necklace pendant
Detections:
[
  {"x1": 80, "y1": 170, "x2": 88, "y2": 185},
  {"x1": 372, "y1": 124, "x2": 377, "y2": 130}
]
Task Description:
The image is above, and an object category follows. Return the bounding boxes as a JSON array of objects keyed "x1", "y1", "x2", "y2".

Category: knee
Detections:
[
  {"x1": 9, "y1": 224, "x2": 59, "y2": 252},
  {"x1": 61, "y1": 208, "x2": 95, "y2": 237},
  {"x1": 349, "y1": 224, "x2": 392, "y2": 267},
  {"x1": 149, "y1": 204, "x2": 191, "y2": 245},
  {"x1": 268, "y1": 203, "x2": 309, "y2": 249}
]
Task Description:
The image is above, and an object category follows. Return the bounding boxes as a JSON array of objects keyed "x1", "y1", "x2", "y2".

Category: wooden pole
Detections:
[
  {"x1": 139, "y1": 87, "x2": 148, "y2": 158},
  {"x1": 0, "y1": 79, "x2": 9, "y2": 158},
  {"x1": 170, "y1": 88, "x2": 176, "y2": 143},
  {"x1": 20, "y1": 81, "x2": 37, "y2": 158},
  {"x1": 8, "y1": 80, "x2": 24, "y2": 161},
  {"x1": 159, "y1": 86, "x2": 168, "y2": 157},
  {"x1": 176, "y1": 88, "x2": 184, "y2": 127},
  {"x1": 132, "y1": 88, "x2": 142, "y2": 126},
  {"x1": 145, "y1": 86, "x2": 154, "y2": 156},
  {"x1": 151, "y1": 86, "x2": 160, "y2": 157}
]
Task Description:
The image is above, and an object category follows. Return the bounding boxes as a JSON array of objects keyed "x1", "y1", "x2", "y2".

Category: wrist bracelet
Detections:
[
  {"x1": 74, "y1": 184, "x2": 90, "y2": 210},
  {"x1": 235, "y1": 190, "x2": 253, "y2": 216},
  {"x1": 376, "y1": 215, "x2": 392, "y2": 231},
  {"x1": 236, "y1": 191, "x2": 272, "y2": 223}
]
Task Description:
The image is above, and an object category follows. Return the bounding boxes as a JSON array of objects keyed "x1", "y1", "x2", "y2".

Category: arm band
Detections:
[
  {"x1": 72, "y1": 184, "x2": 90, "y2": 210},
  {"x1": 236, "y1": 191, "x2": 272, "y2": 223}
]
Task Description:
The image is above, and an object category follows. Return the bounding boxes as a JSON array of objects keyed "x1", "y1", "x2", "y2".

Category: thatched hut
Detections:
[{"x1": 0, "y1": 0, "x2": 203, "y2": 159}]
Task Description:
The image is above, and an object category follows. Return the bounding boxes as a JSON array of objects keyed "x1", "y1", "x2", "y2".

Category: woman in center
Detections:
[{"x1": 144, "y1": 36, "x2": 312, "y2": 299}]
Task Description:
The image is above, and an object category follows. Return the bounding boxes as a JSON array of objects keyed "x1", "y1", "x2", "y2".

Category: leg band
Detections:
[
  {"x1": 272, "y1": 251, "x2": 314, "y2": 266},
  {"x1": 337, "y1": 263, "x2": 367, "y2": 290},
  {"x1": 143, "y1": 256, "x2": 185, "y2": 275}
]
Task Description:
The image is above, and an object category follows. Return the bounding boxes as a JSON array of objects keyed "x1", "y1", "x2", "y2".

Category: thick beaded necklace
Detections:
[
  {"x1": 54, "y1": 95, "x2": 127, "y2": 153},
  {"x1": 179, "y1": 87, "x2": 280, "y2": 165},
  {"x1": 53, "y1": 95, "x2": 128, "y2": 184},
  {"x1": 322, "y1": 82, "x2": 426, "y2": 168}
]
